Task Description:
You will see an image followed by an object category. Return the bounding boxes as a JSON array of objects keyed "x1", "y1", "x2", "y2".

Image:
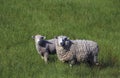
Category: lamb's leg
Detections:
[
  {"x1": 38, "y1": 51, "x2": 44, "y2": 59},
  {"x1": 41, "y1": 56, "x2": 44, "y2": 59},
  {"x1": 44, "y1": 52, "x2": 48, "y2": 64}
]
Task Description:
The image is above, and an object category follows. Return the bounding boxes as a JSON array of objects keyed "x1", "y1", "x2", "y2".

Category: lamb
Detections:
[
  {"x1": 55, "y1": 36, "x2": 99, "y2": 66},
  {"x1": 32, "y1": 35, "x2": 56, "y2": 63}
]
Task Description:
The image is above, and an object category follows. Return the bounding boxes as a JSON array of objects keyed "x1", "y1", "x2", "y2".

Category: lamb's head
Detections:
[
  {"x1": 32, "y1": 35, "x2": 46, "y2": 45},
  {"x1": 55, "y1": 36, "x2": 70, "y2": 48}
]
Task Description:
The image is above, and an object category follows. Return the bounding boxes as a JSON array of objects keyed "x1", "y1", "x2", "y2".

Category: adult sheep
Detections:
[
  {"x1": 32, "y1": 35, "x2": 56, "y2": 63},
  {"x1": 55, "y1": 36, "x2": 99, "y2": 66}
]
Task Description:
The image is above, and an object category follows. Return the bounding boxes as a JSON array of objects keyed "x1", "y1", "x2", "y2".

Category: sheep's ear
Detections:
[
  {"x1": 43, "y1": 36, "x2": 46, "y2": 39},
  {"x1": 41, "y1": 36, "x2": 46, "y2": 39},
  {"x1": 32, "y1": 36, "x2": 35, "y2": 39},
  {"x1": 54, "y1": 36, "x2": 58, "y2": 39}
]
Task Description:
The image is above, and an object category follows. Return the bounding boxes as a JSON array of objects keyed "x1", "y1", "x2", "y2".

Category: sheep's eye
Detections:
[
  {"x1": 64, "y1": 38, "x2": 67, "y2": 40},
  {"x1": 41, "y1": 37, "x2": 44, "y2": 39}
]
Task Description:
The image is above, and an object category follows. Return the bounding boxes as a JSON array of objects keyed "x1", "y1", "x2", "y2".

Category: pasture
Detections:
[{"x1": 0, "y1": 0, "x2": 120, "y2": 78}]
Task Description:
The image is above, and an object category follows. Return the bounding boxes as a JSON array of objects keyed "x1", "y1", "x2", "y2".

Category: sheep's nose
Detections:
[
  {"x1": 60, "y1": 43, "x2": 63, "y2": 45},
  {"x1": 60, "y1": 42, "x2": 64, "y2": 46}
]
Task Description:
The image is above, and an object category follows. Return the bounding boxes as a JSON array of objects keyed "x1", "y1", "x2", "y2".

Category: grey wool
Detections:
[{"x1": 55, "y1": 36, "x2": 99, "y2": 66}]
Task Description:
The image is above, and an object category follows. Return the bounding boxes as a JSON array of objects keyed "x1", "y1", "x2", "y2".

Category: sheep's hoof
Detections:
[
  {"x1": 95, "y1": 62, "x2": 99, "y2": 66},
  {"x1": 61, "y1": 60, "x2": 65, "y2": 63},
  {"x1": 69, "y1": 64, "x2": 73, "y2": 67}
]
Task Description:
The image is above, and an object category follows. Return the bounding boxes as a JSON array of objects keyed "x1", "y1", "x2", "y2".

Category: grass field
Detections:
[{"x1": 0, "y1": 0, "x2": 120, "y2": 78}]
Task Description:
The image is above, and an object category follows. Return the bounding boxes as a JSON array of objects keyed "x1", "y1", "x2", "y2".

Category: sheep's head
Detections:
[
  {"x1": 55, "y1": 36, "x2": 69, "y2": 47},
  {"x1": 32, "y1": 35, "x2": 46, "y2": 45}
]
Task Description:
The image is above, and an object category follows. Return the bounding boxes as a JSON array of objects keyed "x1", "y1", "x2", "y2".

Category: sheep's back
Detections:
[
  {"x1": 47, "y1": 39, "x2": 56, "y2": 53},
  {"x1": 70, "y1": 40, "x2": 98, "y2": 61}
]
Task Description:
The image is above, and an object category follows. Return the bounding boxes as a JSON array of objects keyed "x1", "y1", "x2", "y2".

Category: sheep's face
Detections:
[
  {"x1": 32, "y1": 35, "x2": 46, "y2": 44},
  {"x1": 56, "y1": 36, "x2": 69, "y2": 47}
]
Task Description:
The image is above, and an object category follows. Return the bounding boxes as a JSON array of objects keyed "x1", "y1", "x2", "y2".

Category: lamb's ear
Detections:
[
  {"x1": 32, "y1": 36, "x2": 35, "y2": 39},
  {"x1": 44, "y1": 36, "x2": 46, "y2": 39},
  {"x1": 42, "y1": 36, "x2": 46, "y2": 39},
  {"x1": 67, "y1": 37, "x2": 70, "y2": 40},
  {"x1": 54, "y1": 36, "x2": 58, "y2": 39}
]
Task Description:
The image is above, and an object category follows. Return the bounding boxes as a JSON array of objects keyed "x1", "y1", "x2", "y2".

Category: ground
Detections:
[{"x1": 0, "y1": 0, "x2": 120, "y2": 78}]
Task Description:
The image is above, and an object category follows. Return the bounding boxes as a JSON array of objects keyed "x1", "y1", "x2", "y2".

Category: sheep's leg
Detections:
[
  {"x1": 39, "y1": 53, "x2": 44, "y2": 60},
  {"x1": 69, "y1": 64, "x2": 72, "y2": 67},
  {"x1": 93, "y1": 55, "x2": 99, "y2": 65},
  {"x1": 38, "y1": 51, "x2": 44, "y2": 59},
  {"x1": 93, "y1": 46, "x2": 99, "y2": 65},
  {"x1": 69, "y1": 59, "x2": 76, "y2": 67},
  {"x1": 44, "y1": 52, "x2": 48, "y2": 64},
  {"x1": 41, "y1": 56, "x2": 44, "y2": 59}
]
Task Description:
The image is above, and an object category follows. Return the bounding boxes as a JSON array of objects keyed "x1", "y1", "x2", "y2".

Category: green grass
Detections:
[{"x1": 0, "y1": 0, "x2": 120, "y2": 78}]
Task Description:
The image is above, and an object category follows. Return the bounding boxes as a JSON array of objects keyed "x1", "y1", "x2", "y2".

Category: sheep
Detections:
[
  {"x1": 32, "y1": 35, "x2": 56, "y2": 63},
  {"x1": 55, "y1": 36, "x2": 99, "y2": 66}
]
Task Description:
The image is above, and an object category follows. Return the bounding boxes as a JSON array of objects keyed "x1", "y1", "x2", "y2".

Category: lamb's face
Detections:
[
  {"x1": 32, "y1": 35, "x2": 46, "y2": 44},
  {"x1": 56, "y1": 36, "x2": 69, "y2": 47}
]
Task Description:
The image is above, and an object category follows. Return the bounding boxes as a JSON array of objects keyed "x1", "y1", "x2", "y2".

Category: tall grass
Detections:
[{"x1": 0, "y1": 0, "x2": 120, "y2": 78}]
